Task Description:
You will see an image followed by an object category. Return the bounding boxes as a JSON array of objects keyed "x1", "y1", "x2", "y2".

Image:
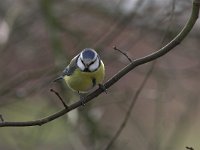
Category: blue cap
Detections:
[{"x1": 82, "y1": 48, "x2": 96, "y2": 60}]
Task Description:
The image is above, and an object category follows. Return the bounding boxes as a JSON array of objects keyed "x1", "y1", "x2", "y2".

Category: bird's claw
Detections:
[
  {"x1": 81, "y1": 100, "x2": 86, "y2": 106},
  {"x1": 78, "y1": 92, "x2": 86, "y2": 106},
  {"x1": 98, "y1": 84, "x2": 107, "y2": 94}
]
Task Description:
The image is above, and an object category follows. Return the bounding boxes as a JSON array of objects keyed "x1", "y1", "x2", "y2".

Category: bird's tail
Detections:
[{"x1": 53, "y1": 76, "x2": 63, "y2": 82}]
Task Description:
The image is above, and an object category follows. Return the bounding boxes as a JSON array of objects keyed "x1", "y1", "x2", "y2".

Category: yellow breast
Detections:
[{"x1": 64, "y1": 61, "x2": 105, "y2": 93}]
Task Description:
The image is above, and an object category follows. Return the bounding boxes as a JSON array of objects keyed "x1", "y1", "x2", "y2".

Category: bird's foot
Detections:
[
  {"x1": 80, "y1": 96, "x2": 86, "y2": 106},
  {"x1": 78, "y1": 92, "x2": 86, "y2": 106},
  {"x1": 98, "y1": 84, "x2": 107, "y2": 94}
]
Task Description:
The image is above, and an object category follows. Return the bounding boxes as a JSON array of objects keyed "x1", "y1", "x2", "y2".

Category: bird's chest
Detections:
[{"x1": 64, "y1": 70, "x2": 97, "y2": 92}]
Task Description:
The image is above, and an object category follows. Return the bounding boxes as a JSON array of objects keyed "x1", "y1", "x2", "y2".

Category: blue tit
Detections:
[{"x1": 54, "y1": 48, "x2": 105, "y2": 93}]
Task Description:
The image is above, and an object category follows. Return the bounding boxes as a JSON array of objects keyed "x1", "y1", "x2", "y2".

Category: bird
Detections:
[{"x1": 54, "y1": 48, "x2": 105, "y2": 103}]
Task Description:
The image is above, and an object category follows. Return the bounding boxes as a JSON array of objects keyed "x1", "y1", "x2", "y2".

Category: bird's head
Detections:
[{"x1": 77, "y1": 48, "x2": 100, "y2": 72}]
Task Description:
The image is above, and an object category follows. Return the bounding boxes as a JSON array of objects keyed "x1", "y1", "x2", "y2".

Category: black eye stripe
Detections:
[
  {"x1": 88, "y1": 57, "x2": 97, "y2": 66},
  {"x1": 81, "y1": 57, "x2": 97, "y2": 67},
  {"x1": 80, "y1": 59, "x2": 86, "y2": 67}
]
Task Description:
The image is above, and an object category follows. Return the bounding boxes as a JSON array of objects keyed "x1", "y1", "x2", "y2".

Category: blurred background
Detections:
[{"x1": 0, "y1": 0, "x2": 200, "y2": 150}]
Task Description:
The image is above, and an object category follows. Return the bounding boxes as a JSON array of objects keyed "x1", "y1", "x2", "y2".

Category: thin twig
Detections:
[
  {"x1": 186, "y1": 146, "x2": 194, "y2": 150},
  {"x1": 104, "y1": 62, "x2": 155, "y2": 150},
  {"x1": 109, "y1": 2, "x2": 177, "y2": 147},
  {"x1": 0, "y1": 1, "x2": 199, "y2": 127},
  {"x1": 113, "y1": 46, "x2": 132, "y2": 63},
  {"x1": 0, "y1": 114, "x2": 4, "y2": 122},
  {"x1": 0, "y1": 67, "x2": 56, "y2": 97},
  {"x1": 107, "y1": 8, "x2": 177, "y2": 146},
  {"x1": 50, "y1": 89, "x2": 68, "y2": 109},
  {"x1": 93, "y1": 0, "x2": 146, "y2": 48}
]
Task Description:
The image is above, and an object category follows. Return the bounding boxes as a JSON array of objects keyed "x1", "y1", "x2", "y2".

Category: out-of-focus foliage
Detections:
[{"x1": 0, "y1": 0, "x2": 200, "y2": 150}]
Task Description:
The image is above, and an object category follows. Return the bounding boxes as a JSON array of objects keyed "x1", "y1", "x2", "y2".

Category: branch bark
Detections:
[{"x1": 0, "y1": 0, "x2": 199, "y2": 127}]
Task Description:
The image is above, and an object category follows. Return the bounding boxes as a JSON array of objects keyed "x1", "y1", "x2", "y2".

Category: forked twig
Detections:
[
  {"x1": 50, "y1": 89, "x2": 68, "y2": 109},
  {"x1": 113, "y1": 46, "x2": 132, "y2": 63}
]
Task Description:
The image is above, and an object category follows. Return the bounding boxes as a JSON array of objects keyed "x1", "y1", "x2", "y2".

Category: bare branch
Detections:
[
  {"x1": 106, "y1": 3, "x2": 176, "y2": 146},
  {"x1": 0, "y1": 1, "x2": 199, "y2": 127},
  {"x1": 113, "y1": 46, "x2": 132, "y2": 63},
  {"x1": 50, "y1": 89, "x2": 69, "y2": 109}
]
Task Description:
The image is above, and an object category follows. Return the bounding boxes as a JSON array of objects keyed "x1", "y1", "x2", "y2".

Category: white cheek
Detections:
[
  {"x1": 77, "y1": 57, "x2": 85, "y2": 71},
  {"x1": 89, "y1": 59, "x2": 99, "y2": 71}
]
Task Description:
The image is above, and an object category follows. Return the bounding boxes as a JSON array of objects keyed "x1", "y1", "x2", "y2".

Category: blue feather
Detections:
[{"x1": 82, "y1": 48, "x2": 95, "y2": 60}]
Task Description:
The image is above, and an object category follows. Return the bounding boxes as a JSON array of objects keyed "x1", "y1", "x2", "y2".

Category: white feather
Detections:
[
  {"x1": 77, "y1": 56, "x2": 85, "y2": 71},
  {"x1": 89, "y1": 58, "x2": 99, "y2": 71}
]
